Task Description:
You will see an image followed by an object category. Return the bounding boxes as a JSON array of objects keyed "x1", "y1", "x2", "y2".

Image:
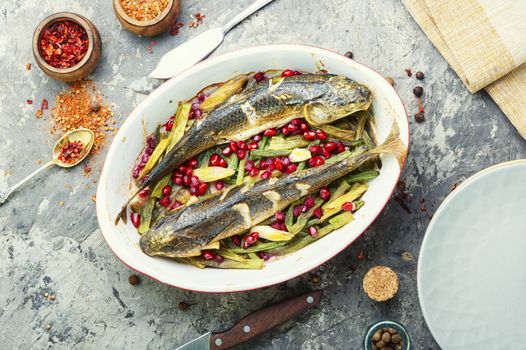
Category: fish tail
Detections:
[
  {"x1": 115, "y1": 190, "x2": 140, "y2": 225},
  {"x1": 366, "y1": 122, "x2": 406, "y2": 168}
]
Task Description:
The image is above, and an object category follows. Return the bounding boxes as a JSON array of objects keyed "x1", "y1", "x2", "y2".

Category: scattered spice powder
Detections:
[
  {"x1": 35, "y1": 99, "x2": 49, "y2": 119},
  {"x1": 39, "y1": 21, "x2": 89, "y2": 69},
  {"x1": 189, "y1": 12, "x2": 205, "y2": 28},
  {"x1": 120, "y1": 0, "x2": 169, "y2": 22},
  {"x1": 363, "y1": 266, "x2": 399, "y2": 302},
  {"x1": 50, "y1": 81, "x2": 114, "y2": 153}
]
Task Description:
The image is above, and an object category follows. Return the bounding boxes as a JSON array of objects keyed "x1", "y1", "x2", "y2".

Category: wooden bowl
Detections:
[
  {"x1": 113, "y1": 0, "x2": 180, "y2": 37},
  {"x1": 32, "y1": 12, "x2": 102, "y2": 83}
]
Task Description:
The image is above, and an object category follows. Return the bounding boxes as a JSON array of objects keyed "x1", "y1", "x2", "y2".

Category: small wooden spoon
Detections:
[{"x1": 0, "y1": 128, "x2": 94, "y2": 205}]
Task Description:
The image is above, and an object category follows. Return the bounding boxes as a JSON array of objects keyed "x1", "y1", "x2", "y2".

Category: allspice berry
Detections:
[
  {"x1": 413, "y1": 86, "x2": 423, "y2": 97},
  {"x1": 128, "y1": 274, "x2": 140, "y2": 285},
  {"x1": 414, "y1": 112, "x2": 425, "y2": 123},
  {"x1": 415, "y1": 71, "x2": 424, "y2": 80},
  {"x1": 344, "y1": 51, "x2": 354, "y2": 59},
  {"x1": 363, "y1": 266, "x2": 399, "y2": 302}
]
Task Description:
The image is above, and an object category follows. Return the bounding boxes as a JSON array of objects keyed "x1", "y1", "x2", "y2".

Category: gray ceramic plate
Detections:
[{"x1": 418, "y1": 160, "x2": 526, "y2": 349}]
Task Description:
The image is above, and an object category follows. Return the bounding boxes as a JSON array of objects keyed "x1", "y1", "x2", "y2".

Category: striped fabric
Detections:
[{"x1": 403, "y1": 0, "x2": 526, "y2": 139}]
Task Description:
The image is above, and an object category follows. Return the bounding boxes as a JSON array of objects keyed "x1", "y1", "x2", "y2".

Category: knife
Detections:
[
  {"x1": 150, "y1": 0, "x2": 277, "y2": 80},
  {"x1": 175, "y1": 290, "x2": 322, "y2": 350}
]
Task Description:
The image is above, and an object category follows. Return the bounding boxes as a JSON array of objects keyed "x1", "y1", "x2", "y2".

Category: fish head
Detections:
[
  {"x1": 304, "y1": 76, "x2": 371, "y2": 125},
  {"x1": 139, "y1": 227, "x2": 203, "y2": 258}
]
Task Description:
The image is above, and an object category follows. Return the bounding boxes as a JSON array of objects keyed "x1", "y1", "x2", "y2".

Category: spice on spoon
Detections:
[{"x1": 58, "y1": 140, "x2": 84, "y2": 164}]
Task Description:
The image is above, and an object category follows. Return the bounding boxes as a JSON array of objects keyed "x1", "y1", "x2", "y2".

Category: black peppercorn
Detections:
[
  {"x1": 415, "y1": 71, "x2": 424, "y2": 80},
  {"x1": 413, "y1": 86, "x2": 423, "y2": 97},
  {"x1": 414, "y1": 112, "x2": 425, "y2": 123},
  {"x1": 344, "y1": 51, "x2": 353, "y2": 59}
]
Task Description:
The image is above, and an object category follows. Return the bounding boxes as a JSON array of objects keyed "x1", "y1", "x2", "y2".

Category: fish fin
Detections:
[{"x1": 366, "y1": 122, "x2": 407, "y2": 169}]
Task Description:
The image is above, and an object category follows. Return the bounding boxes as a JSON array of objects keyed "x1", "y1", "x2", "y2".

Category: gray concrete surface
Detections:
[{"x1": 1, "y1": 0, "x2": 525, "y2": 349}]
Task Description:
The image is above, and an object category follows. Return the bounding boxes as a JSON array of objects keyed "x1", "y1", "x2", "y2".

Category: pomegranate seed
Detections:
[
  {"x1": 285, "y1": 164, "x2": 297, "y2": 174},
  {"x1": 291, "y1": 118, "x2": 301, "y2": 125},
  {"x1": 236, "y1": 149, "x2": 246, "y2": 160},
  {"x1": 282, "y1": 69, "x2": 299, "y2": 77},
  {"x1": 159, "y1": 196, "x2": 171, "y2": 207},
  {"x1": 189, "y1": 159, "x2": 198, "y2": 168},
  {"x1": 179, "y1": 165, "x2": 187, "y2": 174},
  {"x1": 248, "y1": 141, "x2": 258, "y2": 150},
  {"x1": 261, "y1": 170, "x2": 272, "y2": 180},
  {"x1": 274, "y1": 158, "x2": 284, "y2": 171},
  {"x1": 275, "y1": 211, "x2": 285, "y2": 222},
  {"x1": 194, "y1": 108, "x2": 203, "y2": 119},
  {"x1": 229, "y1": 141, "x2": 238, "y2": 152},
  {"x1": 281, "y1": 126, "x2": 290, "y2": 135},
  {"x1": 162, "y1": 185, "x2": 172, "y2": 196},
  {"x1": 210, "y1": 153, "x2": 220, "y2": 166},
  {"x1": 231, "y1": 235, "x2": 242, "y2": 246},
  {"x1": 222, "y1": 146, "x2": 233, "y2": 156},
  {"x1": 249, "y1": 168, "x2": 259, "y2": 177},
  {"x1": 191, "y1": 176, "x2": 200, "y2": 186},
  {"x1": 300, "y1": 123, "x2": 309, "y2": 131},
  {"x1": 215, "y1": 255, "x2": 224, "y2": 263},
  {"x1": 245, "y1": 160, "x2": 255, "y2": 171},
  {"x1": 237, "y1": 140, "x2": 247, "y2": 150},
  {"x1": 304, "y1": 196, "x2": 315, "y2": 208},
  {"x1": 254, "y1": 72, "x2": 265, "y2": 82},
  {"x1": 191, "y1": 102, "x2": 200, "y2": 110},
  {"x1": 287, "y1": 123, "x2": 298, "y2": 133},
  {"x1": 197, "y1": 92, "x2": 206, "y2": 102},
  {"x1": 264, "y1": 128, "x2": 277, "y2": 137},
  {"x1": 313, "y1": 207, "x2": 323, "y2": 219},
  {"x1": 218, "y1": 158, "x2": 228, "y2": 168},
  {"x1": 215, "y1": 181, "x2": 224, "y2": 191},
  {"x1": 322, "y1": 148, "x2": 331, "y2": 159},
  {"x1": 279, "y1": 223, "x2": 287, "y2": 231},
  {"x1": 185, "y1": 168, "x2": 193, "y2": 176},
  {"x1": 270, "y1": 222, "x2": 281, "y2": 229},
  {"x1": 174, "y1": 176, "x2": 183, "y2": 186},
  {"x1": 309, "y1": 145, "x2": 322, "y2": 154},
  {"x1": 197, "y1": 182, "x2": 208, "y2": 195},
  {"x1": 165, "y1": 116, "x2": 174, "y2": 131},
  {"x1": 316, "y1": 129, "x2": 328, "y2": 140},
  {"x1": 190, "y1": 186, "x2": 198, "y2": 195},
  {"x1": 253, "y1": 134, "x2": 262, "y2": 142},
  {"x1": 324, "y1": 141, "x2": 337, "y2": 152},
  {"x1": 257, "y1": 252, "x2": 272, "y2": 261},
  {"x1": 342, "y1": 202, "x2": 355, "y2": 211},
  {"x1": 319, "y1": 187, "x2": 331, "y2": 200},
  {"x1": 183, "y1": 175, "x2": 191, "y2": 186},
  {"x1": 293, "y1": 205, "x2": 303, "y2": 217},
  {"x1": 259, "y1": 160, "x2": 268, "y2": 170},
  {"x1": 308, "y1": 226, "x2": 318, "y2": 238},
  {"x1": 202, "y1": 250, "x2": 215, "y2": 260},
  {"x1": 138, "y1": 188, "x2": 150, "y2": 198},
  {"x1": 336, "y1": 141, "x2": 346, "y2": 153},
  {"x1": 170, "y1": 201, "x2": 182, "y2": 210},
  {"x1": 308, "y1": 156, "x2": 325, "y2": 167},
  {"x1": 282, "y1": 157, "x2": 291, "y2": 166},
  {"x1": 131, "y1": 212, "x2": 141, "y2": 228},
  {"x1": 247, "y1": 232, "x2": 259, "y2": 244}
]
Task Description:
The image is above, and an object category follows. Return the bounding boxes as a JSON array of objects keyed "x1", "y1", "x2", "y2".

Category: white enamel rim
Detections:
[
  {"x1": 96, "y1": 44, "x2": 410, "y2": 293},
  {"x1": 417, "y1": 159, "x2": 526, "y2": 347}
]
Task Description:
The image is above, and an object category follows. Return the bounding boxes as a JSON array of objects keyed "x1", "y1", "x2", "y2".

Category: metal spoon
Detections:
[
  {"x1": 149, "y1": 0, "x2": 277, "y2": 79},
  {"x1": 0, "y1": 128, "x2": 94, "y2": 205}
]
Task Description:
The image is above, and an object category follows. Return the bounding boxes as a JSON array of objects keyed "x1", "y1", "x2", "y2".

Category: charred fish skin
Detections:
[{"x1": 119, "y1": 74, "x2": 372, "y2": 224}]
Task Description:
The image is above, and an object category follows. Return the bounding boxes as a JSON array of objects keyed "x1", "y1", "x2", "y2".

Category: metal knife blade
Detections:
[{"x1": 175, "y1": 332, "x2": 211, "y2": 350}]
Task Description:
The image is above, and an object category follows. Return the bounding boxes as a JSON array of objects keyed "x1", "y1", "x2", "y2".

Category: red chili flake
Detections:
[
  {"x1": 405, "y1": 68, "x2": 412, "y2": 77},
  {"x1": 357, "y1": 249, "x2": 365, "y2": 260},
  {"x1": 83, "y1": 163, "x2": 92, "y2": 174},
  {"x1": 58, "y1": 140, "x2": 84, "y2": 164},
  {"x1": 27, "y1": 99, "x2": 33, "y2": 105},
  {"x1": 420, "y1": 206, "x2": 427, "y2": 212},
  {"x1": 41, "y1": 99, "x2": 49, "y2": 110},
  {"x1": 25, "y1": 63, "x2": 31, "y2": 71},
  {"x1": 35, "y1": 109, "x2": 43, "y2": 118},
  {"x1": 39, "y1": 20, "x2": 89, "y2": 69},
  {"x1": 169, "y1": 22, "x2": 184, "y2": 36},
  {"x1": 150, "y1": 41, "x2": 157, "y2": 46}
]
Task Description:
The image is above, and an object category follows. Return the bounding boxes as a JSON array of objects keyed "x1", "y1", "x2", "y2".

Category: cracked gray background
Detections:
[{"x1": 1, "y1": 0, "x2": 525, "y2": 349}]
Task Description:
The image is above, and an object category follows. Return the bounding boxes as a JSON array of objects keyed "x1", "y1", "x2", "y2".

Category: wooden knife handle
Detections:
[{"x1": 210, "y1": 290, "x2": 322, "y2": 349}]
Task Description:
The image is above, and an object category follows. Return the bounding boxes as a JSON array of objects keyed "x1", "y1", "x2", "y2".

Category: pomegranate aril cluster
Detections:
[
  {"x1": 133, "y1": 134, "x2": 157, "y2": 178},
  {"x1": 243, "y1": 232, "x2": 259, "y2": 249},
  {"x1": 201, "y1": 250, "x2": 224, "y2": 263},
  {"x1": 172, "y1": 158, "x2": 208, "y2": 198}
]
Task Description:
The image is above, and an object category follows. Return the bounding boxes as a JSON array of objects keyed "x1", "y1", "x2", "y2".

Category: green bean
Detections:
[{"x1": 346, "y1": 170, "x2": 380, "y2": 184}]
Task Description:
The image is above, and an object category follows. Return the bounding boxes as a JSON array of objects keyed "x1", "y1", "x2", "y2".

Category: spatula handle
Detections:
[
  {"x1": 223, "y1": 0, "x2": 276, "y2": 33},
  {"x1": 210, "y1": 290, "x2": 322, "y2": 349}
]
